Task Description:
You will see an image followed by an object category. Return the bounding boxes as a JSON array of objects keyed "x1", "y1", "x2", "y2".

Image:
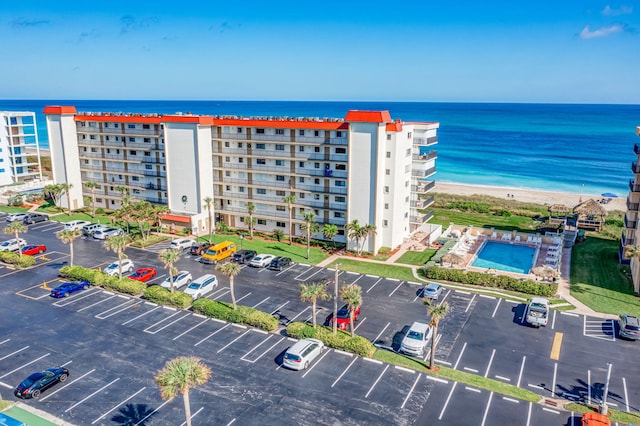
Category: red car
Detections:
[
  {"x1": 329, "y1": 304, "x2": 361, "y2": 330},
  {"x1": 128, "y1": 267, "x2": 157, "y2": 283},
  {"x1": 21, "y1": 244, "x2": 47, "y2": 256}
]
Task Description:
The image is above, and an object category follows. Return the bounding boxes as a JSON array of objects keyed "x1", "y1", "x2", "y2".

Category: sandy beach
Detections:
[{"x1": 435, "y1": 181, "x2": 626, "y2": 212}]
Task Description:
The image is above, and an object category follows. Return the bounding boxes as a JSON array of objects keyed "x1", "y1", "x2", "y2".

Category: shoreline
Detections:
[{"x1": 434, "y1": 181, "x2": 626, "y2": 212}]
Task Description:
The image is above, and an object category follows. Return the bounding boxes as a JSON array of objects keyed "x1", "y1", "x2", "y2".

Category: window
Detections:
[
  {"x1": 256, "y1": 129, "x2": 265, "y2": 134},
  {"x1": 405, "y1": 196, "x2": 410, "y2": 202},
  {"x1": 144, "y1": 138, "x2": 150, "y2": 143},
  {"x1": 299, "y1": 193, "x2": 305, "y2": 199},
  {"x1": 275, "y1": 160, "x2": 284, "y2": 166},
  {"x1": 334, "y1": 212, "x2": 345, "y2": 218},
  {"x1": 90, "y1": 147, "x2": 97, "y2": 153},
  {"x1": 407, "y1": 132, "x2": 412, "y2": 138},
  {"x1": 299, "y1": 177, "x2": 305, "y2": 183},
  {"x1": 314, "y1": 131, "x2": 319, "y2": 137},
  {"x1": 114, "y1": 123, "x2": 119, "y2": 128},
  {"x1": 239, "y1": 186, "x2": 245, "y2": 192},
  {"x1": 276, "y1": 206, "x2": 286, "y2": 211},
  {"x1": 225, "y1": 171, "x2": 231, "y2": 177},
  {"x1": 335, "y1": 164, "x2": 346, "y2": 170},
  {"x1": 143, "y1": 124, "x2": 150, "y2": 130},
  {"x1": 314, "y1": 178, "x2": 320, "y2": 184},
  {"x1": 238, "y1": 142, "x2": 243, "y2": 148},
  {"x1": 258, "y1": 219, "x2": 267, "y2": 225},
  {"x1": 276, "y1": 190, "x2": 285, "y2": 196},
  {"x1": 224, "y1": 142, "x2": 230, "y2": 147},
  {"x1": 385, "y1": 169, "x2": 390, "y2": 175},
  {"x1": 406, "y1": 148, "x2": 411, "y2": 156},
  {"x1": 225, "y1": 156, "x2": 230, "y2": 162},
  {"x1": 384, "y1": 186, "x2": 390, "y2": 194},
  {"x1": 256, "y1": 158, "x2": 266, "y2": 165},
  {"x1": 384, "y1": 203, "x2": 389, "y2": 209},
  {"x1": 335, "y1": 147, "x2": 346, "y2": 154},
  {"x1": 127, "y1": 124, "x2": 136, "y2": 129},
  {"x1": 335, "y1": 181, "x2": 346, "y2": 187},
  {"x1": 299, "y1": 130, "x2": 305, "y2": 136},
  {"x1": 256, "y1": 143, "x2": 265, "y2": 149},
  {"x1": 314, "y1": 147, "x2": 320, "y2": 153},
  {"x1": 238, "y1": 157, "x2": 244, "y2": 163},
  {"x1": 274, "y1": 144, "x2": 285, "y2": 151},
  {"x1": 275, "y1": 129, "x2": 284, "y2": 135},
  {"x1": 104, "y1": 123, "x2": 109, "y2": 128},
  {"x1": 271, "y1": 175, "x2": 283, "y2": 182},
  {"x1": 145, "y1": 165, "x2": 153, "y2": 170},
  {"x1": 276, "y1": 221, "x2": 286, "y2": 228},
  {"x1": 129, "y1": 137, "x2": 135, "y2": 142},
  {"x1": 336, "y1": 131, "x2": 342, "y2": 137},
  {"x1": 239, "y1": 217, "x2": 244, "y2": 222},
  {"x1": 314, "y1": 163, "x2": 320, "y2": 169},
  {"x1": 314, "y1": 194, "x2": 320, "y2": 200},
  {"x1": 132, "y1": 176, "x2": 139, "y2": 181},
  {"x1": 299, "y1": 146, "x2": 304, "y2": 152},
  {"x1": 335, "y1": 196, "x2": 345, "y2": 203},
  {"x1": 299, "y1": 161, "x2": 305, "y2": 168},
  {"x1": 383, "y1": 220, "x2": 388, "y2": 226},
  {"x1": 226, "y1": 185, "x2": 231, "y2": 191},
  {"x1": 89, "y1": 135, "x2": 96, "y2": 140},
  {"x1": 144, "y1": 151, "x2": 151, "y2": 157},
  {"x1": 105, "y1": 136, "x2": 110, "y2": 141},
  {"x1": 237, "y1": 127, "x2": 242, "y2": 133},
  {"x1": 96, "y1": 198, "x2": 103, "y2": 203},
  {"x1": 387, "y1": 134, "x2": 392, "y2": 141},
  {"x1": 386, "y1": 151, "x2": 391, "y2": 158},
  {"x1": 83, "y1": 160, "x2": 89, "y2": 164},
  {"x1": 257, "y1": 188, "x2": 266, "y2": 195},
  {"x1": 337, "y1": 229, "x2": 345, "y2": 236},
  {"x1": 405, "y1": 180, "x2": 409, "y2": 187},
  {"x1": 129, "y1": 150, "x2": 137, "y2": 155}
]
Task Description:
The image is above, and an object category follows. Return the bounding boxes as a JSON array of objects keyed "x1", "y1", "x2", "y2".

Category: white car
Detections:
[
  {"x1": 6, "y1": 213, "x2": 27, "y2": 223},
  {"x1": 183, "y1": 274, "x2": 218, "y2": 299},
  {"x1": 400, "y1": 321, "x2": 433, "y2": 357},
  {"x1": 103, "y1": 259, "x2": 135, "y2": 276},
  {"x1": 283, "y1": 338, "x2": 325, "y2": 371},
  {"x1": 161, "y1": 271, "x2": 193, "y2": 289},
  {"x1": 249, "y1": 254, "x2": 275, "y2": 268},
  {"x1": 170, "y1": 238, "x2": 194, "y2": 251},
  {"x1": 65, "y1": 220, "x2": 93, "y2": 231},
  {"x1": 93, "y1": 227, "x2": 124, "y2": 240},
  {"x1": 0, "y1": 238, "x2": 27, "y2": 252}
]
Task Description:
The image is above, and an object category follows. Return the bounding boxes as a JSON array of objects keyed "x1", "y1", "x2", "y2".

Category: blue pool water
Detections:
[{"x1": 472, "y1": 241, "x2": 536, "y2": 274}]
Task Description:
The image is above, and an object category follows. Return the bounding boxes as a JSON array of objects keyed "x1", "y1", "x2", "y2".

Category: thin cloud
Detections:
[
  {"x1": 602, "y1": 5, "x2": 633, "y2": 16},
  {"x1": 11, "y1": 17, "x2": 50, "y2": 28},
  {"x1": 120, "y1": 15, "x2": 158, "y2": 34},
  {"x1": 208, "y1": 21, "x2": 241, "y2": 33},
  {"x1": 579, "y1": 24, "x2": 624, "y2": 39}
]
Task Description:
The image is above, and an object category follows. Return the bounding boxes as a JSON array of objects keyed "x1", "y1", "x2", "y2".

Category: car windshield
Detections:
[
  {"x1": 407, "y1": 331, "x2": 424, "y2": 340},
  {"x1": 204, "y1": 249, "x2": 217, "y2": 255},
  {"x1": 1, "y1": 242, "x2": 10, "y2": 247},
  {"x1": 107, "y1": 263, "x2": 118, "y2": 269},
  {"x1": 188, "y1": 283, "x2": 202, "y2": 289},
  {"x1": 337, "y1": 307, "x2": 350, "y2": 319},
  {"x1": 284, "y1": 353, "x2": 301, "y2": 361},
  {"x1": 253, "y1": 256, "x2": 263, "y2": 261},
  {"x1": 530, "y1": 302, "x2": 547, "y2": 309},
  {"x1": 426, "y1": 286, "x2": 439, "y2": 292}
]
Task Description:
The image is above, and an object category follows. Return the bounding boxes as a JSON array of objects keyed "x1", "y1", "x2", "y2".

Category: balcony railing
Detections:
[
  {"x1": 634, "y1": 143, "x2": 640, "y2": 155},
  {"x1": 412, "y1": 167, "x2": 436, "y2": 178},
  {"x1": 412, "y1": 150, "x2": 437, "y2": 162},
  {"x1": 624, "y1": 215, "x2": 637, "y2": 230},
  {"x1": 413, "y1": 136, "x2": 438, "y2": 146},
  {"x1": 143, "y1": 169, "x2": 167, "y2": 177},
  {"x1": 627, "y1": 197, "x2": 639, "y2": 211},
  {"x1": 632, "y1": 162, "x2": 640, "y2": 174},
  {"x1": 141, "y1": 156, "x2": 166, "y2": 164},
  {"x1": 629, "y1": 180, "x2": 640, "y2": 193},
  {"x1": 622, "y1": 231, "x2": 635, "y2": 247}
]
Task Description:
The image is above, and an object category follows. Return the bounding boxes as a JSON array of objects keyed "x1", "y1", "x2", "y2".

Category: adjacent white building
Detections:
[
  {"x1": 0, "y1": 111, "x2": 43, "y2": 186},
  {"x1": 44, "y1": 106, "x2": 438, "y2": 253}
]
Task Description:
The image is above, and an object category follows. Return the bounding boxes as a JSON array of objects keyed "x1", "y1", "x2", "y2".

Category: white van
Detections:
[
  {"x1": 183, "y1": 274, "x2": 218, "y2": 299},
  {"x1": 283, "y1": 338, "x2": 325, "y2": 371},
  {"x1": 65, "y1": 220, "x2": 92, "y2": 231},
  {"x1": 400, "y1": 321, "x2": 433, "y2": 357}
]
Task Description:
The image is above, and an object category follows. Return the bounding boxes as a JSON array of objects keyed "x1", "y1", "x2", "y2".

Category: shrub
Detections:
[
  {"x1": 422, "y1": 266, "x2": 557, "y2": 297},
  {"x1": 0, "y1": 251, "x2": 36, "y2": 268},
  {"x1": 143, "y1": 286, "x2": 192, "y2": 309},
  {"x1": 192, "y1": 298, "x2": 279, "y2": 331},
  {"x1": 103, "y1": 277, "x2": 146, "y2": 296},
  {"x1": 286, "y1": 322, "x2": 376, "y2": 358},
  {"x1": 494, "y1": 209, "x2": 512, "y2": 217},
  {"x1": 59, "y1": 265, "x2": 145, "y2": 295},
  {"x1": 378, "y1": 246, "x2": 391, "y2": 255},
  {"x1": 59, "y1": 265, "x2": 99, "y2": 282}
]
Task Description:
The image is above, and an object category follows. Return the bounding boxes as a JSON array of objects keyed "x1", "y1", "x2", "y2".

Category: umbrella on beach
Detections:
[{"x1": 601, "y1": 192, "x2": 618, "y2": 198}]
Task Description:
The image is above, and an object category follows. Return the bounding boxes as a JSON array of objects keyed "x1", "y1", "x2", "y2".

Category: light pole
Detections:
[
  {"x1": 333, "y1": 263, "x2": 340, "y2": 335},
  {"x1": 600, "y1": 362, "x2": 612, "y2": 415}
]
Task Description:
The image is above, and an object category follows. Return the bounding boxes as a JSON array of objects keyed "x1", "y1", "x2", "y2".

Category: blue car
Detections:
[{"x1": 50, "y1": 280, "x2": 90, "y2": 298}]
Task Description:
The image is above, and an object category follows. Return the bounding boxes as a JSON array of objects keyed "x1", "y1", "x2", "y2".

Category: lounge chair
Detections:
[
  {"x1": 527, "y1": 236, "x2": 533, "y2": 243},
  {"x1": 543, "y1": 263, "x2": 558, "y2": 269},
  {"x1": 491, "y1": 232, "x2": 497, "y2": 239},
  {"x1": 545, "y1": 256, "x2": 559, "y2": 263},
  {"x1": 514, "y1": 235, "x2": 521, "y2": 242},
  {"x1": 501, "y1": 233, "x2": 509, "y2": 241},
  {"x1": 548, "y1": 245, "x2": 561, "y2": 252}
]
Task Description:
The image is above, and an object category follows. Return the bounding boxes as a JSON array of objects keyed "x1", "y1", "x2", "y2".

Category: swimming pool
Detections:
[{"x1": 471, "y1": 241, "x2": 536, "y2": 274}]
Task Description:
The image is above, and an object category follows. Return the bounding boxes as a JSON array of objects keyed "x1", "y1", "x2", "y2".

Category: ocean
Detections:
[{"x1": 2, "y1": 100, "x2": 639, "y2": 196}]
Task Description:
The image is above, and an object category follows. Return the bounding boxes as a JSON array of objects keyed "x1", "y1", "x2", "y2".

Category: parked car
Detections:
[
  {"x1": 525, "y1": 297, "x2": 549, "y2": 327},
  {"x1": 170, "y1": 238, "x2": 194, "y2": 251},
  {"x1": 21, "y1": 244, "x2": 47, "y2": 256},
  {"x1": 161, "y1": 271, "x2": 192, "y2": 289},
  {"x1": 128, "y1": 267, "x2": 157, "y2": 283},
  {"x1": 200, "y1": 241, "x2": 236, "y2": 264},
  {"x1": 233, "y1": 249, "x2": 257, "y2": 264},
  {"x1": 283, "y1": 338, "x2": 325, "y2": 371},
  {"x1": 249, "y1": 254, "x2": 275, "y2": 268},
  {"x1": 103, "y1": 259, "x2": 135, "y2": 276},
  {"x1": 93, "y1": 227, "x2": 124, "y2": 240},
  {"x1": 329, "y1": 304, "x2": 361, "y2": 330},
  {"x1": 50, "y1": 280, "x2": 90, "y2": 298},
  {"x1": 618, "y1": 314, "x2": 640, "y2": 340},
  {"x1": 422, "y1": 283, "x2": 443, "y2": 300},
  {"x1": 268, "y1": 256, "x2": 292, "y2": 271},
  {"x1": 82, "y1": 223, "x2": 107, "y2": 237},
  {"x1": 400, "y1": 321, "x2": 433, "y2": 357},
  {"x1": 64, "y1": 220, "x2": 92, "y2": 231},
  {"x1": 183, "y1": 274, "x2": 218, "y2": 299},
  {"x1": 22, "y1": 213, "x2": 48, "y2": 224},
  {"x1": 14, "y1": 367, "x2": 69, "y2": 399},
  {"x1": 6, "y1": 213, "x2": 27, "y2": 222},
  {"x1": 0, "y1": 238, "x2": 26, "y2": 252},
  {"x1": 190, "y1": 242, "x2": 210, "y2": 256}
]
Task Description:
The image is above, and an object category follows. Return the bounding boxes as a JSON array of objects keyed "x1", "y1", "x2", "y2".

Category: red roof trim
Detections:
[
  {"x1": 213, "y1": 118, "x2": 348, "y2": 130},
  {"x1": 386, "y1": 121, "x2": 403, "y2": 132},
  {"x1": 43, "y1": 106, "x2": 77, "y2": 115},
  {"x1": 344, "y1": 110, "x2": 392, "y2": 123},
  {"x1": 161, "y1": 214, "x2": 191, "y2": 223}
]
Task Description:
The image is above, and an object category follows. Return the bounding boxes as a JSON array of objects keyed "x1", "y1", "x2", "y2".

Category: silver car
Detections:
[
  {"x1": 422, "y1": 283, "x2": 443, "y2": 300},
  {"x1": 93, "y1": 227, "x2": 124, "y2": 240},
  {"x1": 283, "y1": 338, "x2": 325, "y2": 371}
]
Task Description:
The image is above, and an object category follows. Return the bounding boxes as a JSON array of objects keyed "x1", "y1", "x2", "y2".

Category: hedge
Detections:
[
  {"x1": 59, "y1": 265, "x2": 146, "y2": 296},
  {"x1": 422, "y1": 266, "x2": 557, "y2": 297},
  {"x1": 286, "y1": 322, "x2": 376, "y2": 358},
  {"x1": 143, "y1": 286, "x2": 192, "y2": 309},
  {"x1": 192, "y1": 298, "x2": 279, "y2": 332},
  {"x1": 0, "y1": 251, "x2": 36, "y2": 268}
]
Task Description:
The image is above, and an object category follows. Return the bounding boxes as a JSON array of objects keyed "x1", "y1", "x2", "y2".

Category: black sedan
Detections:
[
  {"x1": 268, "y1": 256, "x2": 292, "y2": 271},
  {"x1": 14, "y1": 367, "x2": 69, "y2": 399},
  {"x1": 22, "y1": 213, "x2": 49, "y2": 224},
  {"x1": 50, "y1": 280, "x2": 90, "y2": 298}
]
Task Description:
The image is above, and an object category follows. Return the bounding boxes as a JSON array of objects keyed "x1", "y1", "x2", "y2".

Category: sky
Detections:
[{"x1": 1, "y1": 1, "x2": 639, "y2": 103}]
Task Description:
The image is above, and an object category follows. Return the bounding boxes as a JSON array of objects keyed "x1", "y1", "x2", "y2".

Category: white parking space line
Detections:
[
  {"x1": 495, "y1": 375, "x2": 511, "y2": 382},
  {"x1": 454, "y1": 342, "x2": 467, "y2": 369},
  {"x1": 464, "y1": 294, "x2": 476, "y2": 313},
  {"x1": 331, "y1": 357, "x2": 358, "y2": 388},
  {"x1": 142, "y1": 311, "x2": 181, "y2": 333},
  {"x1": 248, "y1": 336, "x2": 285, "y2": 364},
  {"x1": 438, "y1": 382, "x2": 457, "y2": 421},
  {"x1": 623, "y1": 377, "x2": 630, "y2": 412},
  {"x1": 0, "y1": 346, "x2": 29, "y2": 361},
  {"x1": 95, "y1": 299, "x2": 140, "y2": 319},
  {"x1": 528, "y1": 384, "x2": 544, "y2": 390},
  {"x1": 145, "y1": 313, "x2": 190, "y2": 335},
  {"x1": 551, "y1": 310, "x2": 557, "y2": 329},
  {"x1": 77, "y1": 295, "x2": 117, "y2": 312},
  {"x1": 60, "y1": 360, "x2": 73, "y2": 367},
  {"x1": 366, "y1": 277, "x2": 383, "y2": 293},
  {"x1": 0, "y1": 338, "x2": 10, "y2": 345},
  {"x1": 354, "y1": 317, "x2": 367, "y2": 331},
  {"x1": 294, "y1": 265, "x2": 315, "y2": 281},
  {"x1": 213, "y1": 290, "x2": 231, "y2": 300},
  {"x1": 241, "y1": 335, "x2": 273, "y2": 360},
  {"x1": 53, "y1": 288, "x2": 101, "y2": 307},
  {"x1": 455, "y1": 290, "x2": 471, "y2": 295},
  {"x1": 517, "y1": 356, "x2": 526, "y2": 387},
  {"x1": 350, "y1": 274, "x2": 364, "y2": 284},
  {"x1": 40, "y1": 369, "x2": 96, "y2": 401},
  {"x1": 465, "y1": 386, "x2": 481, "y2": 393},
  {"x1": 146, "y1": 274, "x2": 166, "y2": 285},
  {"x1": 588, "y1": 370, "x2": 591, "y2": 405},
  {"x1": 551, "y1": 363, "x2": 557, "y2": 397},
  {"x1": 388, "y1": 281, "x2": 404, "y2": 297},
  {"x1": 484, "y1": 349, "x2": 495, "y2": 378},
  {"x1": 372, "y1": 322, "x2": 391, "y2": 344},
  {"x1": 401, "y1": 374, "x2": 421, "y2": 409},
  {"x1": 217, "y1": 330, "x2": 251, "y2": 353},
  {"x1": 270, "y1": 301, "x2": 290, "y2": 315},
  {"x1": 195, "y1": 323, "x2": 230, "y2": 346},
  {"x1": 0, "y1": 381, "x2": 12, "y2": 389},
  {"x1": 542, "y1": 407, "x2": 560, "y2": 414},
  {"x1": 91, "y1": 386, "x2": 147, "y2": 424},
  {"x1": 439, "y1": 289, "x2": 452, "y2": 304},
  {"x1": 180, "y1": 406, "x2": 204, "y2": 426},
  {"x1": 122, "y1": 306, "x2": 160, "y2": 325},
  {"x1": 235, "y1": 292, "x2": 252, "y2": 304},
  {"x1": 503, "y1": 396, "x2": 519, "y2": 403},
  {"x1": 0, "y1": 353, "x2": 50, "y2": 379},
  {"x1": 463, "y1": 367, "x2": 479, "y2": 373},
  {"x1": 65, "y1": 377, "x2": 120, "y2": 413},
  {"x1": 275, "y1": 264, "x2": 297, "y2": 276},
  {"x1": 173, "y1": 318, "x2": 210, "y2": 341},
  {"x1": 134, "y1": 400, "x2": 171, "y2": 426},
  {"x1": 491, "y1": 299, "x2": 502, "y2": 318},
  {"x1": 287, "y1": 306, "x2": 311, "y2": 324},
  {"x1": 225, "y1": 418, "x2": 236, "y2": 426},
  {"x1": 251, "y1": 297, "x2": 270, "y2": 309},
  {"x1": 480, "y1": 392, "x2": 494, "y2": 426},
  {"x1": 301, "y1": 349, "x2": 331, "y2": 378},
  {"x1": 479, "y1": 294, "x2": 495, "y2": 299},
  {"x1": 526, "y1": 402, "x2": 533, "y2": 426},
  {"x1": 424, "y1": 334, "x2": 441, "y2": 362},
  {"x1": 301, "y1": 268, "x2": 326, "y2": 282},
  {"x1": 365, "y1": 365, "x2": 389, "y2": 398}
]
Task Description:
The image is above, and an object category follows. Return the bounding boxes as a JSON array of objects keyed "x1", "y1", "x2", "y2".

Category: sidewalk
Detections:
[{"x1": 2, "y1": 403, "x2": 74, "y2": 426}]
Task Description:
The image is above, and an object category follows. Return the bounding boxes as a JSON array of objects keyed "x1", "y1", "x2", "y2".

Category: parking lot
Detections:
[{"x1": 1, "y1": 212, "x2": 640, "y2": 425}]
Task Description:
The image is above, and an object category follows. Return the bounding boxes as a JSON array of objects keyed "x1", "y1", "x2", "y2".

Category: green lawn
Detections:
[
  {"x1": 0, "y1": 206, "x2": 30, "y2": 213},
  {"x1": 571, "y1": 236, "x2": 639, "y2": 316},
  {"x1": 395, "y1": 248, "x2": 437, "y2": 266},
  {"x1": 51, "y1": 211, "x2": 114, "y2": 224},
  {"x1": 429, "y1": 208, "x2": 539, "y2": 232},
  {"x1": 327, "y1": 258, "x2": 417, "y2": 281},
  {"x1": 196, "y1": 234, "x2": 328, "y2": 265}
]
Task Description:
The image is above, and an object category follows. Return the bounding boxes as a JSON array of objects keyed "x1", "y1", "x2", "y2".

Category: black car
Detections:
[
  {"x1": 233, "y1": 250, "x2": 257, "y2": 264},
  {"x1": 14, "y1": 367, "x2": 69, "y2": 399},
  {"x1": 190, "y1": 242, "x2": 210, "y2": 256},
  {"x1": 268, "y1": 256, "x2": 292, "y2": 271},
  {"x1": 22, "y1": 213, "x2": 49, "y2": 224}
]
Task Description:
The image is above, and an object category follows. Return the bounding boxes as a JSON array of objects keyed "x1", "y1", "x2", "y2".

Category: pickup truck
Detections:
[{"x1": 525, "y1": 297, "x2": 549, "y2": 327}]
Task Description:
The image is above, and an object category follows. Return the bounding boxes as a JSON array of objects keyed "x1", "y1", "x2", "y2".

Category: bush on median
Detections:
[
  {"x1": 143, "y1": 286, "x2": 192, "y2": 309},
  {"x1": 286, "y1": 322, "x2": 376, "y2": 358},
  {"x1": 0, "y1": 251, "x2": 36, "y2": 268},
  {"x1": 58, "y1": 265, "x2": 146, "y2": 296},
  {"x1": 422, "y1": 266, "x2": 557, "y2": 297},
  {"x1": 192, "y1": 298, "x2": 279, "y2": 332}
]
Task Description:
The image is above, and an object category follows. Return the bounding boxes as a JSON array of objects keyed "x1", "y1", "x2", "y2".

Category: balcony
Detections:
[
  {"x1": 412, "y1": 150, "x2": 437, "y2": 162},
  {"x1": 411, "y1": 180, "x2": 435, "y2": 194},
  {"x1": 634, "y1": 143, "x2": 640, "y2": 155},
  {"x1": 143, "y1": 169, "x2": 167, "y2": 178},
  {"x1": 413, "y1": 136, "x2": 438, "y2": 147},
  {"x1": 141, "y1": 156, "x2": 166, "y2": 164},
  {"x1": 629, "y1": 180, "x2": 640, "y2": 193},
  {"x1": 622, "y1": 232, "x2": 635, "y2": 247},
  {"x1": 627, "y1": 197, "x2": 639, "y2": 211},
  {"x1": 624, "y1": 215, "x2": 637, "y2": 230},
  {"x1": 632, "y1": 162, "x2": 640, "y2": 174},
  {"x1": 411, "y1": 195, "x2": 435, "y2": 209},
  {"x1": 412, "y1": 167, "x2": 436, "y2": 178},
  {"x1": 410, "y1": 214, "x2": 428, "y2": 224}
]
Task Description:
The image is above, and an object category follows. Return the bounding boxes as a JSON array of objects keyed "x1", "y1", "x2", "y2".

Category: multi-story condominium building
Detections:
[
  {"x1": 0, "y1": 111, "x2": 43, "y2": 186},
  {"x1": 623, "y1": 125, "x2": 640, "y2": 292},
  {"x1": 44, "y1": 106, "x2": 438, "y2": 253}
]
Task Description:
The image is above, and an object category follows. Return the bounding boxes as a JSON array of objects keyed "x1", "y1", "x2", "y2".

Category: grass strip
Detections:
[
  {"x1": 327, "y1": 258, "x2": 416, "y2": 281},
  {"x1": 374, "y1": 350, "x2": 541, "y2": 403},
  {"x1": 394, "y1": 248, "x2": 437, "y2": 266},
  {"x1": 565, "y1": 402, "x2": 640, "y2": 424}
]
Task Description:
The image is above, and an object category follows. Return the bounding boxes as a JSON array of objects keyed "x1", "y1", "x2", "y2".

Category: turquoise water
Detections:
[{"x1": 472, "y1": 241, "x2": 536, "y2": 274}]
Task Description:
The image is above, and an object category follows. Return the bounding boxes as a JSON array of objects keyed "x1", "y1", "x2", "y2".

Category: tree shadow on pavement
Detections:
[{"x1": 111, "y1": 403, "x2": 157, "y2": 425}]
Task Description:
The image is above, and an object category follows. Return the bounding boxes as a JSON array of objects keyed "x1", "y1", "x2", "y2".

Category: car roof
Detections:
[
  {"x1": 426, "y1": 283, "x2": 441, "y2": 289},
  {"x1": 287, "y1": 338, "x2": 322, "y2": 355},
  {"x1": 409, "y1": 321, "x2": 430, "y2": 332},
  {"x1": 622, "y1": 314, "x2": 640, "y2": 325},
  {"x1": 193, "y1": 274, "x2": 216, "y2": 283}
]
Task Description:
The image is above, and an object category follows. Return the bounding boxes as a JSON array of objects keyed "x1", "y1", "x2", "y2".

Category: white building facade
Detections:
[
  {"x1": 44, "y1": 106, "x2": 438, "y2": 253},
  {"x1": 0, "y1": 111, "x2": 43, "y2": 186}
]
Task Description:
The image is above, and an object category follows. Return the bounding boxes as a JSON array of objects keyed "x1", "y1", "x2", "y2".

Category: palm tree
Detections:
[
  {"x1": 246, "y1": 202, "x2": 256, "y2": 239},
  {"x1": 4, "y1": 221, "x2": 27, "y2": 257},
  {"x1": 61, "y1": 183, "x2": 73, "y2": 215},
  {"x1": 344, "y1": 219, "x2": 362, "y2": 255},
  {"x1": 301, "y1": 211, "x2": 319, "y2": 260},
  {"x1": 43, "y1": 183, "x2": 64, "y2": 210},
  {"x1": 83, "y1": 181, "x2": 98, "y2": 217},
  {"x1": 153, "y1": 205, "x2": 169, "y2": 236},
  {"x1": 104, "y1": 234, "x2": 129, "y2": 279},
  {"x1": 159, "y1": 249, "x2": 181, "y2": 293},
  {"x1": 282, "y1": 194, "x2": 297, "y2": 245},
  {"x1": 299, "y1": 281, "x2": 331, "y2": 328},
  {"x1": 340, "y1": 283, "x2": 362, "y2": 337},
  {"x1": 203, "y1": 196, "x2": 214, "y2": 243},
  {"x1": 361, "y1": 224, "x2": 377, "y2": 254},
  {"x1": 155, "y1": 356, "x2": 211, "y2": 426},
  {"x1": 115, "y1": 185, "x2": 130, "y2": 207},
  {"x1": 216, "y1": 262, "x2": 241, "y2": 309},
  {"x1": 425, "y1": 300, "x2": 450, "y2": 370},
  {"x1": 56, "y1": 229, "x2": 82, "y2": 266},
  {"x1": 322, "y1": 223, "x2": 338, "y2": 247}
]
